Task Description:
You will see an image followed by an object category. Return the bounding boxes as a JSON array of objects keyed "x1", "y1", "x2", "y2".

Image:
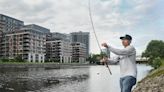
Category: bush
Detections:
[
  {"x1": 14, "y1": 55, "x2": 24, "y2": 62},
  {"x1": 1, "y1": 58, "x2": 9, "y2": 62},
  {"x1": 152, "y1": 57, "x2": 162, "y2": 69}
]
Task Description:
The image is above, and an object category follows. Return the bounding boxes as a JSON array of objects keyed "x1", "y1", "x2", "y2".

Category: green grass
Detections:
[
  {"x1": 148, "y1": 68, "x2": 164, "y2": 78},
  {"x1": 145, "y1": 64, "x2": 164, "y2": 79},
  {"x1": 161, "y1": 59, "x2": 164, "y2": 66},
  {"x1": 138, "y1": 60, "x2": 164, "y2": 83},
  {"x1": 0, "y1": 61, "x2": 44, "y2": 64}
]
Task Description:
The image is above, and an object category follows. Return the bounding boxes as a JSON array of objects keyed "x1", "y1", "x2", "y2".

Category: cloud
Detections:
[{"x1": 0, "y1": 0, "x2": 163, "y2": 54}]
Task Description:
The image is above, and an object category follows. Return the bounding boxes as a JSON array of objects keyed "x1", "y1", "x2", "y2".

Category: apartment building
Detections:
[
  {"x1": 0, "y1": 31, "x2": 2, "y2": 55},
  {"x1": 71, "y1": 42, "x2": 87, "y2": 63},
  {"x1": 0, "y1": 14, "x2": 24, "y2": 32},
  {"x1": 0, "y1": 14, "x2": 89, "y2": 63},
  {"x1": 71, "y1": 31, "x2": 90, "y2": 57},
  {"x1": 46, "y1": 32, "x2": 72, "y2": 63},
  {"x1": 0, "y1": 14, "x2": 24, "y2": 58},
  {"x1": 1, "y1": 24, "x2": 50, "y2": 62}
]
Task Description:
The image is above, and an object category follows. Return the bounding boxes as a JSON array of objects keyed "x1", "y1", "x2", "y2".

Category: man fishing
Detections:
[{"x1": 101, "y1": 34, "x2": 137, "y2": 92}]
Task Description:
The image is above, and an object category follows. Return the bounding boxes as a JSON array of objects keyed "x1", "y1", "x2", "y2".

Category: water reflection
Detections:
[
  {"x1": 88, "y1": 64, "x2": 152, "y2": 92},
  {"x1": 0, "y1": 64, "x2": 152, "y2": 92}
]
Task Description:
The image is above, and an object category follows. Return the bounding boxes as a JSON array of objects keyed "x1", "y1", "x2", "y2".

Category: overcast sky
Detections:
[{"x1": 0, "y1": 0, "x2": 163, "y2": 55}]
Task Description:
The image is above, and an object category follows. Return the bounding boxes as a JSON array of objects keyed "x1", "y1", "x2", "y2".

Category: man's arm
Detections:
[
  {"x1": 108, "y1": 45, "x2": 135, "y2": 56},
  {"x1": 108, "y1": 56, "x2": 120, "y2": 64}
]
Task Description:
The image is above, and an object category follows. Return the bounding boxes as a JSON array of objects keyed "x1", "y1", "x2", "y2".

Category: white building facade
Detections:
[
  {"x1": 2, "y1": 24, "x2": 50, "y2": 63},
  {"x1": 46, "y1": 32, "x2": 72, "y2": 63},
  {"x1": 71, "y1": 42, "x2": 87, "y2": 63}
]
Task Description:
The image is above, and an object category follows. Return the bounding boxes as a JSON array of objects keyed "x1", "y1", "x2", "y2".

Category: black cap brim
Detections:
[
  {"x1": 120, "y1": 36, "x2": 132, "y2": 40},
  {"x1": 120, "y1": 34, "x2": 132, "y2": 40},
  {"x1": 120, "y1": 37, "x2": 125, "y2": 40}
]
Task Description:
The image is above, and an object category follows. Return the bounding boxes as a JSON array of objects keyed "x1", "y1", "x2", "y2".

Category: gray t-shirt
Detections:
[{"x1": 107, "y1": 45, "x2": 137, "y2": 78}]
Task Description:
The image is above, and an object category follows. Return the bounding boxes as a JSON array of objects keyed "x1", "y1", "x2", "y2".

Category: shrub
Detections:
[
  {"x1": 152, "y1": 57, "x2": 162, "y2": 69},
  {"x1": 1, "y1": 58, "x2": 9, "y2": 62}
]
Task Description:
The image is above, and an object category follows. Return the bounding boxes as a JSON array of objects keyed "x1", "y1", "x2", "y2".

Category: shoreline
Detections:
[
  {"x1": 0, "y1": 63, "x2": 97, "y2": 69},
  {"x1": 0, "y1": 63, "x2": 148, "y2": 68},
  {"x1": 133, "y1": 67, "x2": 164, "y2": 92}
]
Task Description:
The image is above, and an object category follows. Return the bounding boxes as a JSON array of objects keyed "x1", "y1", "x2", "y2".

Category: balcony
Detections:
[
  {"x1": 23, "y1": 43, "x2": 30, "y2": 46},
  {"x1": 23, "y1": 40, "x2": 30, "y2": 43},
  {"x1": 23, "y1": 47, "x2": 30, "y2": 50},
  {"x1": 23, "y1": 49, "x2": 30, "y2": 53},
  {"x1": 23, "y1": 35, "x2": 30, "y2": 39}
]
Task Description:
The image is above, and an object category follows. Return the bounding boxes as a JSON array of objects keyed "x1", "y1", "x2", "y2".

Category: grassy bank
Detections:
[
  {"x1": 133, "y1": 60, "x2": 164, "y2": 92},
  {"x1": 143, "y1": 60, "x2": 164, "y2": 79},
  {"x1": 0, "y1": 61, "x2": 93, "y2": 69},
  {"x1": 139, "y1": 65, "x2": 164, "y2": 82},
  {"x1": 140, "y1": 59, "x2": 164, "y2": 81}
]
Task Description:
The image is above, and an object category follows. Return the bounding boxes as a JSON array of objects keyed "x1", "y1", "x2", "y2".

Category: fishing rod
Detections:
[{"x1": 88, "y1": 0, "x2": 112, "y2": 75}]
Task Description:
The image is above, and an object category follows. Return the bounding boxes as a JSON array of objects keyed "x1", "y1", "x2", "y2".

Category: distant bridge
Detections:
[{"x1": 136, "y1": 55, "x2": 148, "y2": 64}]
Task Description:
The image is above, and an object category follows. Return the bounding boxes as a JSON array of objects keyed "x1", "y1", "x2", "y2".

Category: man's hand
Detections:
[
  {"x1": 101, "y1": 43, "x2": 109, "y2": 48},
  {"x1": 100, "y1": 56, "x2": 108, "y2": 63}
]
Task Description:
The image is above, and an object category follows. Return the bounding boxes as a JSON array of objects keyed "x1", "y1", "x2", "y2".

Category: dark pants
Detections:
[{"x1": 120, "y1": 76, "x2": 136, "y2": 92}]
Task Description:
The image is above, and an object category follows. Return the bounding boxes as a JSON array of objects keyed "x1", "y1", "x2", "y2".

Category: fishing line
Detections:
[{"x1": 88, "y1": 0, "x2": 112, "y2": 75}]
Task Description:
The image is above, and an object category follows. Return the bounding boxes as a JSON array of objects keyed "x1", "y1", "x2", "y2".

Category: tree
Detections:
[
  {"x1": 87, "y1": 52, "x2": 109, "y2": 64},
  {"x1": 87, "y1": 54, "x2": 102, "y2": 64},
  {"x1": 142, "y1": 40, "x2": 164, "y2": 67},
  {"x1": 14, "y1": 55, "x2": 24, "y2": 62},
  {"x1": 142, "y1": 40, "x2": 164, "y2": 58}
]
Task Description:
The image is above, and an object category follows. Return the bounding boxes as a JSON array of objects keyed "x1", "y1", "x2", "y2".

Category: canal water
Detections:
[{"x1": 0, "y1": 64, "x2": 152, "y2": 92}]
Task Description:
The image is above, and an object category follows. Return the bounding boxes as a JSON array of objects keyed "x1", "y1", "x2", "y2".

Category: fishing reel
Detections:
[
  {"x1": 101, "y1": 48, "x2": 112, "y2": 75},
  {"x1": 98, "y1": 48, "x2": 110, "y2": 65},
  {"x1": 101, "y1": 48, "x2": 110, "y2": 59}
]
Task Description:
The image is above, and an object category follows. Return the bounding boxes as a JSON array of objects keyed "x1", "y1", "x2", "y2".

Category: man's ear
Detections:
[{"x1": 129, "y1": 40, "x2": 131, "y2": 44}]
